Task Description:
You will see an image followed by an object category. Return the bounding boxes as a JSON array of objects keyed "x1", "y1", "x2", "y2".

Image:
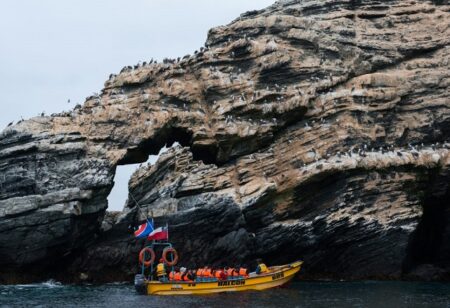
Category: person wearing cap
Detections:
[{"x1": 156, "y1": 258, "x2": 168, "y2": 281}]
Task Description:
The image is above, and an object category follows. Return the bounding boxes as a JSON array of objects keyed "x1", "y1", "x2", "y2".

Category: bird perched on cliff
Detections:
[{"x1": 6, "y1": 121, "x2": 13, "y2": 127}]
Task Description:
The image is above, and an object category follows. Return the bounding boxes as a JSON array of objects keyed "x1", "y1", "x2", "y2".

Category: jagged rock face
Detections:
[{"x1": 0, "y1": 0, "x2": 449, "y2": 282}]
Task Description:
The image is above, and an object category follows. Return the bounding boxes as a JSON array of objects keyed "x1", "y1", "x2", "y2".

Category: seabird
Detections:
[
  {"x1": 67, "y1": 99, "x2": 71, "y2": 104},
  {"x1": 7, "y1": 121, "x2": 13, "y2": 127}
]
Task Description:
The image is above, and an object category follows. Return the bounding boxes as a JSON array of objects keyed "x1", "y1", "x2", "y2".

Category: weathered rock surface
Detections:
[{"x1": 0, "y1": 0, "x2": 449, "y2": 283}]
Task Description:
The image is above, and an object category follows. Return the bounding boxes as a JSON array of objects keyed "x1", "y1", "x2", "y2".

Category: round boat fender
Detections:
[
  {"x1": 162, "y1": 247, "x2": 178, "y2": 266},
  {"x1": 139, "y1": 247, "x2": 155, "y2": 267}
]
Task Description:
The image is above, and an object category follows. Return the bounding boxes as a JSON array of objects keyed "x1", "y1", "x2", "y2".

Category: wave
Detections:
[{"x1": 15, "y1": 279, "x2": 62, "y2": 288}]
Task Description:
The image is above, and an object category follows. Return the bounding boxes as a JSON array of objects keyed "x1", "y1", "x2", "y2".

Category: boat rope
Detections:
[{"x1": 129, "y1": 190, "x2": 144, "y2": 211}]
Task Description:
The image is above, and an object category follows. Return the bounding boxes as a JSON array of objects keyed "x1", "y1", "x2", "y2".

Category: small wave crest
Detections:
[{"x1": 16, "y1": 279, "x2": 62, "y2": 288}]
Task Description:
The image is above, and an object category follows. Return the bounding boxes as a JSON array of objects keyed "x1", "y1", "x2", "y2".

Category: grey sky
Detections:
[{"x1": 0, "y1": 0, "x2": 274, "y2": 211}]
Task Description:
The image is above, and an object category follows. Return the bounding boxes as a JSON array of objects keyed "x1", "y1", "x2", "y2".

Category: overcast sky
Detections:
[{"x1": 0, "y1": 0, "x2": 274, "y2": 211}]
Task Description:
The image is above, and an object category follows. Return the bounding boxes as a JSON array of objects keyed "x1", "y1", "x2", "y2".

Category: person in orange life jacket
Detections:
[
  {"x1": 203, "y1": 265, "x2": 213, "y2": 278},
  {"x1": 223, "y1": 266, "x2": 230, "y2": 279},
  {"x1": 255, "y1": 258, "x2": 268, "y2": 274},
  {"x1": 196, "y1": 267, "x2": 204, "y2": 278},
  {"x1": 232, "y1": 266, "x2": 240, "y2": 277},
  {"x1": 215, "y1": 267, "x2": 227, "y2": 280},
  {"x1": 174, "y1": 267, "x2": 182, "y2": 281},
  {"x1": 168, "y1": 269, "x2": 175, "y2": 281},
  {"x1": 225, "y1": 266, "x2": 233, "y2": 277},
  {"x1": 214, "y1": 268, "x2": 222, "y2": 279},
  {"x1": 179, "y1": 267, "x2": 187, "y2": 281},
  {"x1": 239, "y1": 264, "x2": 249, "y2": 277}
]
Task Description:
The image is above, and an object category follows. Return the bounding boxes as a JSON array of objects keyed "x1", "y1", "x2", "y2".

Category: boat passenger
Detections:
[
  {"x1": 174, "y1": 267, "x2": 182, "y2": 281},
  {"x1": 215, "y1": 268, "x2": 227, "y2": 280},
  {"x1": 239, "y1": 265, "x2": 249, "y2": 278},
  {"x1": 168, "y1": 270, "x2": 175, "y2": 281},
  {"x1": 196, "y1": 267, "x2": 204, "y2": 278},
  {"x1": 232, "y1": 266, "x2": 240, "y2": 277},
  {"x1": 179, "y1": 267, "x2": 187, "y2": 281},
  {"x1": 255, "y1": 259, "x2": 268, "y2": 275},
  {"x1": 182, "y1": 269, "x2": 195, "y2": 282},
  {"x1": 204, "y1": 265, "x2": 213, "y2": 278},
  {"x1": 187, "y1": 269, "x2": 196, "y2": 281},
  {"x1": 226, "y1": 266, "x2": 235, "y2": 277},
  {"x1": 155, "y1": 258, "x2": 167, "y2": 281}
]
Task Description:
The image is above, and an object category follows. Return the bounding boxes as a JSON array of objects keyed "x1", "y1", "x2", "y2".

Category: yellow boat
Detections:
[{"x1": 135, "y1": 261, "x2": 303, "y2": 295}]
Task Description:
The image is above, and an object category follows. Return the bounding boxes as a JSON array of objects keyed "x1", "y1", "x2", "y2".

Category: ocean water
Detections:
[{"x1": 0, "y1": 280, "x2": 449, "y2": 308}]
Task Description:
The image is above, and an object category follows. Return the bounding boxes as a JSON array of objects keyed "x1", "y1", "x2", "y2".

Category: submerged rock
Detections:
[{"x1": 0, "y1": 0, "x2": 449, "y2": 283}]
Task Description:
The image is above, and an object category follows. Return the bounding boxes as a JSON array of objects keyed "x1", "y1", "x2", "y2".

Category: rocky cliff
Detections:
[{"x1": 0, "y1": 0, "x2": 449, "y2": 283}]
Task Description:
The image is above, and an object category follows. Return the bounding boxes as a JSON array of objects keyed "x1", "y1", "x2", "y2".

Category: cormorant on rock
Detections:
[
  {"x1": 7, "y1": 121, "x2": 13, "y2": 127},
  {"x1": 41, "y1": 112, "x2": 45, "y2": 117}
]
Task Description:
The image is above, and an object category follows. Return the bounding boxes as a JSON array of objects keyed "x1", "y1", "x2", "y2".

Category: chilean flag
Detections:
[
  {"x1": 147, "y1": 226, "x2": 169, "y2": 241},
  {"x1": 134, "y1": 219, "x2": 154, "y2": 239}
]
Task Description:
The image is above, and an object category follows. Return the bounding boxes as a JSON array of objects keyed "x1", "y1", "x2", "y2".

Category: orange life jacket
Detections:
[
  {"x1": 239, "y1": 268, "x2": 248, "y2": 277},
  {"x1": 214, "y1": 270, "x2": 223, "y2": 279},
  {"x1": 196, "y1": 268, "x2": 204, "y2": 277},
  {"x1": 182, "y1": 273, "x2": 190, "y2": 281},
  {"x1": 233, "y1": 269, "x2": 240, "y2": 277},
  {"x1": 204, "y1": 268, "x2": 212, "y2": 278},
  {"x1": 226, "y1": 268, "x2": 234, "y2": 276},
  {"x1": 169, "y1": 271, "x2": 175, "y2": 280},
  {"x1": 174, "y1": 272, "x2": 182, "y2": 281}
]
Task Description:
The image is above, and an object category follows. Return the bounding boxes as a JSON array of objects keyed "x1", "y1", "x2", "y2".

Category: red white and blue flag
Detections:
[
  {"x1": 134, "y1": 218, "x2": 154, "y2": 239},
  {"x1": 147, "y1": 225, "x2": 169, "y2": 241}
]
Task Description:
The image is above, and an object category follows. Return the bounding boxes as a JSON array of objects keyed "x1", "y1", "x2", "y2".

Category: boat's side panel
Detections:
[{"x1": 146, "y1": 262, "x2": 302, "y2": 295}]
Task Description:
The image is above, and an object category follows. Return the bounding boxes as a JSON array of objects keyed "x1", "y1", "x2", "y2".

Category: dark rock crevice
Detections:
[{"x1": 402, "y1": 169, "x2": 450, "y2": 280}]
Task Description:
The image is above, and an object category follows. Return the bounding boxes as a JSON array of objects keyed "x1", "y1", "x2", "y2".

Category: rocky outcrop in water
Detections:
[{"x1": 0, "y1": 0, "x2": 449, "y2": 283}]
